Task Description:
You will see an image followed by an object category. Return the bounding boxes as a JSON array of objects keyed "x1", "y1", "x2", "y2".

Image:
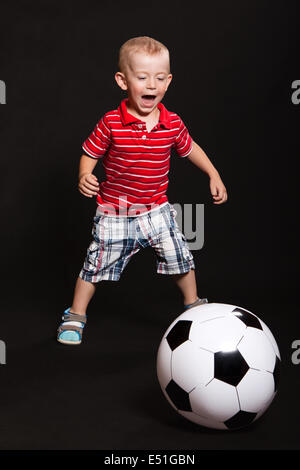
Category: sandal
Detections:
[
  {"x1": 184, "y1": 297, "x2": 208, "y2": 311},
  {"x1": 57, "y1": 307, "x2": 87, "y2": 345}
]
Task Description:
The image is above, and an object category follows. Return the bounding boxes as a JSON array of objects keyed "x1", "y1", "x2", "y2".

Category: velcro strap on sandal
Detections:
[
  {"x1": 63, "y1": 313, "x2": 87, "y2": 324},
  {"x1": 57, "y1": 324, "x2": 84, "y2": 335}
]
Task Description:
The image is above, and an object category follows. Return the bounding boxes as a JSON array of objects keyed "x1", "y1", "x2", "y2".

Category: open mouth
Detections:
[{"x1": 141, "y1": 95, "x2": 156, "y2": 102}]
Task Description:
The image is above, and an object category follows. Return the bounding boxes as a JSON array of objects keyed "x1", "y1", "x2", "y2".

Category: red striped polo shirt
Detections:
[{"x1": 82, "y1": 98, "x2": 193, "y2": 216}]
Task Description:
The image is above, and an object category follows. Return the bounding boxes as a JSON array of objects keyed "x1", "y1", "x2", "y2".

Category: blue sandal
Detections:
[
  {"x1": 57, "y1": 308, "x2": 87, "y2": 345},
  {"x1": 184, "y1": 297, "x2": 208, "y2": 311}
]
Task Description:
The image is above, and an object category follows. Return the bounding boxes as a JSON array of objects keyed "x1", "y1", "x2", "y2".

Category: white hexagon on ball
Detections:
[
  {"x1": 190, "y1": 379, "x2": 240, "y2": 422},
  {"x1": 237, "y1": 368, "x2": 275, "y2": 412},
  {"x1": 237, "y1": 328, "x2": 276, "y2": 372},
  {"x1": 190, "y1": 314, "x2": 246, "y2": 353},
  {"x1": 171, "y1": 341, "x2": 214, "y2": 392}
]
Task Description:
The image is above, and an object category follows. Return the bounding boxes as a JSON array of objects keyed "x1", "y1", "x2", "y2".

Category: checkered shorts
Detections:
[{"x1": 79, "y1": 202, "x2": 195, "y2": 283}]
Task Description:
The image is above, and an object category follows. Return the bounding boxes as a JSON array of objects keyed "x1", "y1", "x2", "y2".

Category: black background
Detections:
[{"x1": 0, "y1": 0, "x2": 299, "y2": 451}]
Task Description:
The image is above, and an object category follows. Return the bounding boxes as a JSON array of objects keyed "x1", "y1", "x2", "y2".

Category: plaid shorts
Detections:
[{"x1": 79, "y1": 202, "x2": 195, "y2": 283}]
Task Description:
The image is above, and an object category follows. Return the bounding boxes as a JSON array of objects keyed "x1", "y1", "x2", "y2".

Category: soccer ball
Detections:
[{"x1": 156, "y1": 303, "x2": 280, "y2": 430}]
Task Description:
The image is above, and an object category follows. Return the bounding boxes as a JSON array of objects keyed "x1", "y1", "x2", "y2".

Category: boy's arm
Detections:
[
  {"x1": 78, "y1": 153, "x2": 100, "y2": 198},
  {"x1": 187, "y1": 141, "x2": 219, "y2": 178},
  {"x1": 79, "y1": 153, "x2": 99, "y2": 179},
  {"x1": 187, "y1": 141, "x2": 228, "y2": 204}
]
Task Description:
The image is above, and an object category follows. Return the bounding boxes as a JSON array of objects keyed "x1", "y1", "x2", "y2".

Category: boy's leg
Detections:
[
  {"x1": 57, "y1": 277, "x2": 96, "y2": 344},
  {"x1": 69, "y1": 276, "x2": 97, "y2": 315},
  {"x1": 171, "y1": 269, "x2": 198, "y2": 307}
]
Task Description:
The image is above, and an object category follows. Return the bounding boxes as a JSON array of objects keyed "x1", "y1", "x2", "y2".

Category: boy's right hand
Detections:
[{"x1": 78, "y1": 173, "x2": 99, "y2": 198}]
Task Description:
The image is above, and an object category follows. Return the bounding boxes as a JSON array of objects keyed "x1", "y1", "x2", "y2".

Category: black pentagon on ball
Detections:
[
  {"x1": 166, "y1": 320, "x2": 192, "y2": 351},
  {"x1": 165, "y1": 379, "x2": 192, "y2": 411},
  {"x1": 232, "y1": 307, "x2": 263, "y2": 330},
  {"x1": 224, "y1": 410, "x2": 257, "y2": 430},
  {"x1": 214, "y1": 350, "x2": 249, "y2": 386},
  {"x1": 273, "y1": 355, "x2": 281, "y2": 392}
]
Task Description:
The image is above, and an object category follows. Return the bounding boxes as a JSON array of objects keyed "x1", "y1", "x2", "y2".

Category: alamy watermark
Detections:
[
  {"x1": 0, "y1": 80, "x2": 6, "y2": 104},
  {"x1": 291, "y1": 80, "x2": 300, "y2": 105},
  {"x1": 96, "y1": 198, "x2": 204, "y2": 251},
  {"x1": 0, "y1": 340, "x2": 6, "y2": 364},
  {"x1": 170, "y1": 203, "x2": 204, "y2": 251},
  {"x1": 291, "y1": 340, "x2": 300, "y2": 364}
]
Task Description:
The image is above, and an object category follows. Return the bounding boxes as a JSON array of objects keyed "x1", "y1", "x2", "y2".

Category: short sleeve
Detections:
[
  {"x1": 82, "y1": 114, "x2": 111, "y2": 159},
  {"x1": 174, "y1": 116, "x2": 193, "y2": 157}
]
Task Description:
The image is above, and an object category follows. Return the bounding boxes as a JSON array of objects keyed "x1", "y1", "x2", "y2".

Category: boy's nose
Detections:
[{"x1": 146, "y1": 79, "x2": 156, "y2": 89}]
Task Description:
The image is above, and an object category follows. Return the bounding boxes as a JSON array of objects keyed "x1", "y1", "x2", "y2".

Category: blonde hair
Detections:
[{"x1": 118, "y1": 36, "x2": 170, "y2": 75}]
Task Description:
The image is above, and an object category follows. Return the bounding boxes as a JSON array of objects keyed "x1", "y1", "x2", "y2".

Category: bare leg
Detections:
[
  {"x1": 69, "y1": 276, "x2": 97, "y2": 315},
  {"x1": 171, "y1": 269, "x2": 198, "y2": 306}
]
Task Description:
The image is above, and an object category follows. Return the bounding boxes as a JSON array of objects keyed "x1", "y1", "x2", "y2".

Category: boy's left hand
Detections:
[{"x1": 209, "y1": 174, "x2": 228, "y2": 204}]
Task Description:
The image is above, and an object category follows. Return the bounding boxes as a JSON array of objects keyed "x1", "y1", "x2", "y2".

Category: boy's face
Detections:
[{"x1": 115, "y1": 50, "x2": 172, "y2": 116}]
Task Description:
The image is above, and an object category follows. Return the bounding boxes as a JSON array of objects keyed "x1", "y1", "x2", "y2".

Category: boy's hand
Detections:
[
  {"x1": 78, "y1": 173, "x2": 99, "y2": 198},
  {"x1": 209, "y1": 174, "x2": 227, "y2": 204}
]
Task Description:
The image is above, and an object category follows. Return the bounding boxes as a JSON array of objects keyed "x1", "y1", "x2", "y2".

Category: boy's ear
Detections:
[
  {"x1": 115, "y1": 72, "x2": 128, "y2": 91},
  {"x1": 166, "y1": 74, "x2": 173, "y2": 88}
]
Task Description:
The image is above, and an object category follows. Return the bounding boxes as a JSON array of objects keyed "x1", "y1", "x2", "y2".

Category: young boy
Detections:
[{"x1": 57, "y1": 36, "x2": 227, "y2": 345}]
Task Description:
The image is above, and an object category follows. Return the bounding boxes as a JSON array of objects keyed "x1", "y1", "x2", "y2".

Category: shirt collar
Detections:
[{"x1": 119, "y1": 98, "x2": 171, "y2": 129}]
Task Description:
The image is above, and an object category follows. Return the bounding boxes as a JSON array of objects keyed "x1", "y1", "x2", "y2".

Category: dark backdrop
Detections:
[{"x1": 0, "y1": 0, "x2": 299, "y2": 452}]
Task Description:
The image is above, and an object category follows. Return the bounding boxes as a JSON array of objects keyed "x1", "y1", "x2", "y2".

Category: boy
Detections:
[{"x1": 57, "y1": 36, "x2": 227, "y2": 345}]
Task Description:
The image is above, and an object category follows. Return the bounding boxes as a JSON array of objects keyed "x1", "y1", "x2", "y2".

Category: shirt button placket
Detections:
[
  {"x1": 135, "y1": 123, "x2": 143, "y2": 139},
  {"x1": 141, "y1": 122, "x2": 147, "y2": 142}
]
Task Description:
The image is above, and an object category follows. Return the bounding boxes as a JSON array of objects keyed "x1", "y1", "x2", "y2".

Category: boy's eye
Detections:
[{"x1": 138, "y1": 77, "x2": 165, "y2": 80}]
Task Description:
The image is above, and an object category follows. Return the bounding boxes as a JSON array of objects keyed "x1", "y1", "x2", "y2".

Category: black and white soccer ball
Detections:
[{"x1": 156, "y1": 303, "x2": 280, "y2": 430}]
